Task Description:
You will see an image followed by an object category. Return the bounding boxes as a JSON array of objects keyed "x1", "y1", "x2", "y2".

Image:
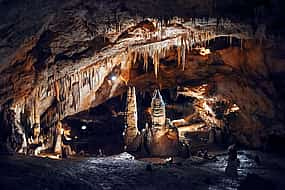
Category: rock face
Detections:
[{"x1": 0, "y1": 0, "x2": 284, "y2": 155}]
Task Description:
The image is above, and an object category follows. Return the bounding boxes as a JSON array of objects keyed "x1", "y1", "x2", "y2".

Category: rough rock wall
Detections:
[
  {"x1": 127, "y1": 39, "x2": 285, "y2": 149},
  {"x1": 214, "y1": 41, "x2": 285, "y2": 148}
]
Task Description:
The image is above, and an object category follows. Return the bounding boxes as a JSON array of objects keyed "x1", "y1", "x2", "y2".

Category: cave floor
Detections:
[{"x1": 0, "y1": 151, "x2": 285, "y2": 190}]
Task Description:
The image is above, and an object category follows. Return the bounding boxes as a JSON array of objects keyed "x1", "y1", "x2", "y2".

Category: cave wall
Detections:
[{"x1": 214, "y1": 41, "x2": 285, "y2": 148}]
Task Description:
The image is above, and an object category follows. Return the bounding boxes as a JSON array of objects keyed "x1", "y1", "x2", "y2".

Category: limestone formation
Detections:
[
  {"x1": 54, "y1": 121, "x2": 63, "y2": 155},
  {"x1": 124, "y1": 87, "x2": 139, "y2": 151},
  {"x1": 146, "y1": 118, "x2": 180, "y2": 157},
  {"x1": 0, "y1": 0, "x2": 284, "y2": 155},
  {"x1": 151, "y1": 89, "x2": 166, "y2": 129},
  {"x1": 124, "y1": 89, "x2": 182, "y2": 157}
]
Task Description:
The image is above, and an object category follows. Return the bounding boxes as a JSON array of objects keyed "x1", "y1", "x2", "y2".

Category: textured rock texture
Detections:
[{"x1": 0, "y1": 0, "x2": 284, "y2": 154}]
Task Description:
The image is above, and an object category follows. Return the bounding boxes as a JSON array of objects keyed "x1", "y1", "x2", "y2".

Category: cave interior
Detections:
[{"x1": 0, "y1": 0, "x2": 285, "y2": 189}]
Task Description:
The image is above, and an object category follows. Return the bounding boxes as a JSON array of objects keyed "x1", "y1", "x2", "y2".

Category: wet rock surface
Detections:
[
  {"x1": 0, "y1": 151, "x2": 285, "y2": 190},
  {"x1": 204, "y1": 150, "x2": 285, "y2": 190}
]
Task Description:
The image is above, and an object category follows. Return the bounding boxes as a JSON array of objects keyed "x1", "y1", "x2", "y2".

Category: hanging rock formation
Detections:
[{"x1": 0, "y1": 0, "x2": 284, "y2": 155}]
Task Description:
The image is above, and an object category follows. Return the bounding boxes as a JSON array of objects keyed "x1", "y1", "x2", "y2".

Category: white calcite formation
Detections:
[
  {"x1": 124, "y1": 87, "x2": 139, "y2": 151},
  {"x1": 124, "y1": 88, "x2": 182, "y2": 157},
  {"x1": 147, "y1": 90, "x2": 180, "y2": 157},
  {"x1": 151, "y1": 89, "x2": 166, "y2": 129}
]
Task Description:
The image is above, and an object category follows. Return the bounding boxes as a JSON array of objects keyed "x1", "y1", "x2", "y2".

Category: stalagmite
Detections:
[
  {"x1": 124, "y1": 87, "x2": 139, "y2": 151},
  {"x1": 151, "y1": 89, "x2": 166, "y2": 129},
  {"x1": 54, "y1": 121, "x2": 62, "y2": 155}
]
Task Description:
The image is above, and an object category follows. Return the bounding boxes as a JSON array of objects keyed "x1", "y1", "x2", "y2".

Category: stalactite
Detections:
[
  {"x1": 88, "y1": 70, "x2": 92, "y2": 91},
  {"x1": 95, "y1": 70, "x2": 100, "y2": 86},
  {"x1": 156, "y1": 51, "x2": 160, "y2": 77},
  {"x1": 83, "y1": 71, "x2": 87, "y2": 88},
  {"x1": 177, "y1": 46, "x2": 181, "y2": 67},
  {"x1": 34, "y1": 91, "x2": 40, "y2": 125},
  {"x1": 54, "y1": 80, "x2": 60, "y2": 102},
  {"x1": 181, "y1": 39, "x2": 186, "y2": 71},
  {"x1": 59, "y1": 78, "x2": 66, "y2": 102},
  {"x1": 91, "y1": 68, "x2": 95, "y2": 90},
  {"x1": 153, "y1": 50, "x2": 159, "y2": 78},
  {"x1": 133, "y1": 51, "x2": 138, "y2": 65},
  {"x1": 72, "y1": 82, "x2": 80, "y2": 111},
  {"x1": 78, "y1": 72, "x2": 82, "y2": 89},
  {"x1": 39, "y1": 85, "x2": 47, "y2": 100},
  {"x1": 143, "y1": 50, "x2": 148, "y2": 72}
]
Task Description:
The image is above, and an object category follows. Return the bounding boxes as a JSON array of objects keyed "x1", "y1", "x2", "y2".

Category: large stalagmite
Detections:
[
  {"x1": 147, "y1": 90, "x2": 180, "y2": 157},
  {"x1": 124, "y1": 89, "x2": 183, "y2": 157},
  {"x1": 124, "y1": 87, "x2": 139, "y2": 151},
  {"x1": 151, "y1": 89, "x2": 166, "y2": 129}
]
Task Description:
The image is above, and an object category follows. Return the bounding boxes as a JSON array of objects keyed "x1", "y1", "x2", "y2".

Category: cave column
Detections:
[
  {"x1": 124, "y1": 87, "x2": 139, "y2": 151},
  {"x1": 33, "y1": 93, "x2": 41, "y2": 144},
  {"x1": 151, "y1": 89, "x2": 166, "y2": 129},
  {"x1": 54, "y1": 121, "x2": 63, "y2": 155}
]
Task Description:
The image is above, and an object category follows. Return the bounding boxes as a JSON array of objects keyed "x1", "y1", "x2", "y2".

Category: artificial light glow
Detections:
[
  {"x1": 111, "y1": 75, "x2": 117, "y2": 81},
  {"x1": 38, "y1": 154, "x2": 61, "y2": 160},
  {"x1": 81, "y1": 125, "x2": 87, "y2": 130},
  {"x1": 230, "y1": 104, "x2": 240, "y2": 112},
  {"x1": 203, "y1": 101, "x2": 215, "y2": 116},
  {"x1": 199, "y1": 47, "x2": 211, "y2": 56}
]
